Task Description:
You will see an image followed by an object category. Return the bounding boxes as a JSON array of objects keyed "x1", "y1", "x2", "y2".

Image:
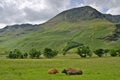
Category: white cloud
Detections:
[
  {"x1": 0, "y1": 0, "x2": 70, "y2": 28},
  {"x1": 106, "y1": 7, "x2": 120, "y2": 15},
  {"x1": 0, "y1": 23, "x2": 6, "y2": 29},
  {"x1": 0, "y1": 0, "x2": 120, "y2": 28},
  {"x1": 76, "y1": 0, "x2": 120, "y2": 14}
]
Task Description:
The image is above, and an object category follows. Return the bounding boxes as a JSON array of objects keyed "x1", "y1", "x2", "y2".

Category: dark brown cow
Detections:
[
  {"x1": 62, "y1": 68, "x2": 83, "y2": 75},
  {"x1": 48, "y1": 68, "x2": 58, "y2": 74}
]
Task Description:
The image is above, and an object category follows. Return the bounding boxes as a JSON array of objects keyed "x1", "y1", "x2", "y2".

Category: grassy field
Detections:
[{"x1": 0, "y1": 55, "x2": 120, "y2": 80}]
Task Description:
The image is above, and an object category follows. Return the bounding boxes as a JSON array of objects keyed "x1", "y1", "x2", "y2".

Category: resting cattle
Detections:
[
  {"x1": 62, "y1": 68, "x2": 83, "y2": 75},
  {"x1": 48, "y1": 68, "x2": 58, "y2": 74}
]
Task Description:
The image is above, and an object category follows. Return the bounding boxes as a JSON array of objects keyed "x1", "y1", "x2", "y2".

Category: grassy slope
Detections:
[
  {"x1": 0, "y1": 56, "x2": 120, "y2": 80},
  {"x1": 0, "y1": 19, "x2": 119, "y2": 53}
]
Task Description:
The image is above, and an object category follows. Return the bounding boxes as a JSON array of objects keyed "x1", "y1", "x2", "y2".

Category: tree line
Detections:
[
  {"x1": 63, "y1": 41, "x2": 120, "y2": 58},
  {"x1": 7, "y1": 48, "x2": 58, "y2": 59},
  {"x1": 6, "y1": 46, "x2": 120, "y2": 59},
  {"x1": 76, "y1": 46, "x2": 120, "y2": 58}
]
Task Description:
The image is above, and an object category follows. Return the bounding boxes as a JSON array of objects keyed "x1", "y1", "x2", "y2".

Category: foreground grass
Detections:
[{"x1": 0, "y1": 56, "x2": 120, "y2": 80}]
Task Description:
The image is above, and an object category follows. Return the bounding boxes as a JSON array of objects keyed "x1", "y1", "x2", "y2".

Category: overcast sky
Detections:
[{"x1": 0, "y1": 0, "x2": 120, "y2": 28}]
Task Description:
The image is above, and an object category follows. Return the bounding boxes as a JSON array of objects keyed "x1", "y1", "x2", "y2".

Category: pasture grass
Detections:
[{"x1": 0, "y1": 54, "x2": 120, "y2": 80}]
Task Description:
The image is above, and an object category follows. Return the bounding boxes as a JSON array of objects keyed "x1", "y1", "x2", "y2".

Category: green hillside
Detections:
[
  {"x1": 0, "y1": 19, "x2": 118, "y2": 53},
  {"x1": 0, "y1": 6, "x2": 120, "y2": 53}
]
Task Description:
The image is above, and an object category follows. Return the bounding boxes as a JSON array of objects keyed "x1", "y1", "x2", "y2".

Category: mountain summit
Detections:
[
  {"x1": 48, "y1": 6, "x2": 103, "y2": 22},
  {"x1": 48, "y1": 6, "x2": 120, "y2": 23}
]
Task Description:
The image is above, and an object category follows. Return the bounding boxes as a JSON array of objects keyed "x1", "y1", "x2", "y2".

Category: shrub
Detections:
[
  {"x1": 117, "y1": 49, "x2": 120, "y2": 57},
  {"x1": 14, "y1": 49, "x2": 22, "y2": 58},
  {"x1": 36, "y1": 50, "x2": 41, "y2": 59},
  {"x1": 7, "y1": 49, "x2": 23, "y2": 59},
  {"x1": 77, "y1": 46, "x2": 91, "y2": 58},
  {"x1": 110, "y1": 49, "x2": 117, "y2": 57},
  {"x1": 8, "y1": 51, "x2": 16, "y2": 59},
  {"x1": 87, "y1": 52, "x2": 92, "y2": 57},
  {"x1": 7, "y1": 49, "x2": 41, "y2": 59},
  {"x1": 94, "y1": 49, "x2": 104, "y2": 57},
  {"x1": 103, "y1": 49, "x2": 109, "y2": 56},
  {"x1": 23, "y1": 52, "x2": 28, "y2": 58},
  {"x1": 43, "y1": 48, "x2": 58, "y2": 58},
  {"x1": 29, "y1": 48, "x2": 41, "y2": 59}
]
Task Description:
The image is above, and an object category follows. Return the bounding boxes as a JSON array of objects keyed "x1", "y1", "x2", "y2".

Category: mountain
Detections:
[
  {"x1": 0, "y1": 24, "x2": 40, "y2": 43},
  {"x1": 47, "y1": 6, "x2": 104, "y2": 23},
  {"x1": 104, "y1": 14, "x2": 120, "y2": 23},
  {"x1": 47, "y1": 6, "x2": 120, "y2": 23},
  {"x1": 0, "y1": 6, "x2": 120, "y2": 53},
  {"x1": 0, "y1": 23, "x2": 40, "y2": 33}
]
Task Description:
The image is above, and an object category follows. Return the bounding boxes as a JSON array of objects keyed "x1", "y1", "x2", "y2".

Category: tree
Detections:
[
  {"x1": 110, "y1": 49, "x2": 117, "y2": 57},
  {"x1": 43, "y1": 48, "x2": 58, "y2": 58},
  {"x1": 7, "y1": 49, "x2": 23, "y2": 59},
  {"x1": 87, "y1": 51, "x2": 92, "y2": 57},
  {"x1": 36, "y1": 50, "x2": 41, "y2": 59},
  {"x1": 94, "y1": 49, "x2": 104, "y2": 57},
  {"x1": 8, "y1": 51, "x2": 16, "y2": 59},
  {"x1": 77, "y1": 46, "x2": 91, "y2": 58},
  {"x1": 29, "y1": 48, "x2": 41, "y2": 59},
  {"x1": 13, "y1": 49, "x2": 22, "y2": 59},
  {"x1": 23, "y1": 52, "x2": 28, "y2": 58},
  {"x1": 103, "y1": 49, "x2": 109, "y2": 56},
  {"x1": 117, "y1": 49, "x2": 120, "y2": 57}
]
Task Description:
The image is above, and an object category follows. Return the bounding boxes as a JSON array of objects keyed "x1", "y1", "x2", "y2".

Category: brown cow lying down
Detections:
[
  {"x1": 48, "y1": 68, "x2": 58, "y2": 74},
  {"x1": 62, "y1": 68, "x2": 83, "y2": 75}
]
